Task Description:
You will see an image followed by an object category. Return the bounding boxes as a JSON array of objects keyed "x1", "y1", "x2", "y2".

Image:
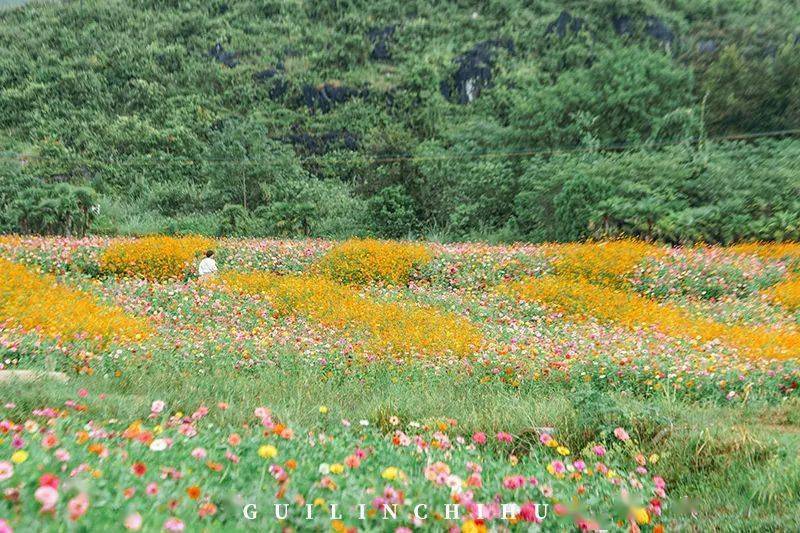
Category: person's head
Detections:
[{"x1": 205, "y1": 250, "x2": 214, "y2": 258}]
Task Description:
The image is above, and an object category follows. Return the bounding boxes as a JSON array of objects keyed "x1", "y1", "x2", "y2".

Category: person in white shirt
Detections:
[{"x1": 198, "y1": 250, "x2": 218, "y2": 277}]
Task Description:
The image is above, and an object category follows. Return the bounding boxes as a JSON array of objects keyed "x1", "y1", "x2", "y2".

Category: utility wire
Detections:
[{"x1": 1, "y1": 127, "x2": 800, "y2": 165}]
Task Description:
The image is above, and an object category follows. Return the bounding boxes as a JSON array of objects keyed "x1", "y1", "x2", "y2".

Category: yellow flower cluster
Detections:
[
  {"x1": 545, "y1": 240, "x2": 664, "y2": 286},
  {"x1": 727, "y1": 242, "x2": 800, "y2": 261},
  {"x1": 99, "y1": 236, "x2": 215, "y2": 281},
  {"x1": 313, "y1": 238, "x2": 432, "y2": 285},
  {"x1": 503, "y1": 274, "x2": 800, "y2": 360},
  {"x1": 0, "y1": 258, "x2": 150, "y2": 348},
  {"x1": 766, "y1": 276, "x2": 800, "y2": 311},
  {"x1": 222, "y1": 272, "x2": 482, "y2": 358}
]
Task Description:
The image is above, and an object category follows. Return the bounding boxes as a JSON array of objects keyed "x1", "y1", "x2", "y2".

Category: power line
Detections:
[{"x1": 2, "y1": 127, "x2": 800, "y2": 166}]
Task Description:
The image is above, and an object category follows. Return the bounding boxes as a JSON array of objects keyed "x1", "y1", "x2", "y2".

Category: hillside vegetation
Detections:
[{"x1": 1, "y1": 0, "x2": 799, "y2": 242}]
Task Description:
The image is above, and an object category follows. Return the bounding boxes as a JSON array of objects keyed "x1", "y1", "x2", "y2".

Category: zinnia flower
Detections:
[
  {"x1": 67, "y1": 493, "x2": 89, "y2": 521},
  {"x1": 163, "y1": 517, "x2": 185, "y2": 532},
  {"x1": 258, "y1": 445, "x2": 277, "y2": 459},
  {"x1": 34, "y1": 485, "x2": 59, "y2": 512},
  {"x1": 124, "y1": 512, "x2": 142, "y2": 530},
  {"x1": 0, "y1": 462, "x2": 12, "y2": 481}
]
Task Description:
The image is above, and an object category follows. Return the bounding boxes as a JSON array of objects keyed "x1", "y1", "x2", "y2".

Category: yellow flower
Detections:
[
  {"x1": 319, "y1": 406, "x2": 329, "y2": 414},
  {"x1": 313, "y1": 498, "x2": 326, "y2": 507},
  {"x1": 11, "y1": 450, "x2": 28, "y2": 464},
  {"x1": 99, "y1": 235, "x2": 215, "y2": 281},
  {"x1": 632, "y1": 507, "x2": 650, "y2": 525},
  {"x1": 501, "y1": 273, "x2": 800, "y2": 360},
  {"x1": 258, "y1": 445, "x2": 278, "y2": 459},
  {"x1": 329, "y1": 463, "x2": 344, "y2": 475},
  {"x1": 314, "y1": 238, "x2": 432, "y2": 285},
  {"x1": 461, "y1": 519, "x2": 487, "y2": 533},
  {"x1": 220, "y1": 272, "x2": 482, "y2": 359},
  {"x1": 556, "y1": 446, "x2": 570, "y2": 456},
  {"x1": 649, "y1": 453, "x2": 660, "y2": 464},
  {"x1": 0, "y1": 258, "x2": 150, "y2": 349},
  {"x1": 381, "y1": 466, "x2": 401, "y2": 480}
]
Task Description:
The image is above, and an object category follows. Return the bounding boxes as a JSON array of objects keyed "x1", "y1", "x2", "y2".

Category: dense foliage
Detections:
[{"x1": 1, "y1": 0, "x2": 799, "y2": 242}]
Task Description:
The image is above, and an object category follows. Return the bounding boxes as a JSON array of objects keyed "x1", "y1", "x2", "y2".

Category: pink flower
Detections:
[
  {"x1": 77, "y1": 389, "x2": 88, "y2": 398},
  {"x1": 191, "y1": 448, "x2": 207, "y2": 460},
  {"x1": 67, "y1": 493, "x2": 89, "y2": 521},
  {"x1": 55, "y1": 448, "x2": 71, "y2": 462},
  {"x1": 0, "y1": 518, "x2": 12, "y2": 533},
  {"x1": 163, "y1": 517, "x2": 184, "y2": 532},
  {"x1": 125, "y1": 512, "x2": 142, "y2": 530},
  {"x1": 0, "y1": 462, "x2": 12, "y2": 481},
  {"x1": 34, "y1": 485, "x2": 59, "y2": 512},
  {"x1": 151, "y1": 400, "x2": 165, "y2": 414},
  {"x1": 592, "y1": 445, "x2": 606, "y2": 457},
  {"x1": 472, "y1": 432, "x2": 487, "y2": 445},
  {"x1": 503, "y1": 475, "x2": 526, "y2": 489},
  {"x1": 518, "y1": 502, "x2": 544, "y2": 523},
  {"x1": 496, "y1": 431, "x2": 513, "y2": 443},
  {"x1": 539, "y1": 433, "x2": 553, "y2": 445},
  {"x1": 146, "y1": 483, "x2": 159, "y2": 496},
  {"x1": 613, "y1": 427, "x2": 630, "y2": 442}
]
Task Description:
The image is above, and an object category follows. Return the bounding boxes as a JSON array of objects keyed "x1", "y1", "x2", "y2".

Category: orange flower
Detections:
[
  {"x1": 221, "y1": 272, "x2": 482, "y2": 359},
  {"x1": 206, "y1": 461, "x2": 223, "y2": 472},
  {"x1": 0, "y1": 258, "x2": 150, "y2": 350},
  {"x1": 285, "y1": 459, "x2": 297, "y2": 470},
  {"x1": 186, "y1": 486, "x2": 201, "y2": 500},
  {"x1": 87, "y1": 443, "x2": 105, "y2": 455},
  {"x1": 314, "y1": 238, "x2": 432, "y2": 285},
  {"x1": 99, "y1": 235, "x2": 215, "y2": 281},
  {"x1": 198, "y1": 502, "x2": 218, "y2": 518}
]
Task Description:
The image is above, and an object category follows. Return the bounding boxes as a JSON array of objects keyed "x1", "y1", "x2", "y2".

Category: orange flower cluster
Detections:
[
  {"x1": 503, "y1": 274, "x2": 800, "y2": 360},
  {"x1": 727, "y1": 242, "x2": 800, "y2": 261},
  {"x1": 99, "y1": 236, "x2": 215, "y2": 281},
  {"x1": 222, "y1": 272, "x2": 482, "y2": 358},
  {"x1": 0, "y1": 258, "x2": 150, "y2": 348},
  {"x1": 314, "y1": 238, "x2": 432, "y2": 285},
  {"x1": 766, "y1": 276, "x2": 800, "y2": 311},
  {"x1": 545, "y1": 240, "x2": 664, "y2": 286}
]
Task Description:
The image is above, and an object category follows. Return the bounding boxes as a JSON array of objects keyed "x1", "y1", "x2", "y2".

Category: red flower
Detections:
[
  {"x1": 131, "y1": 462, "x2": 147, "y2": 477},
  {"x1": 39, "y1": 473, "x2": 60, "y2": 489}
]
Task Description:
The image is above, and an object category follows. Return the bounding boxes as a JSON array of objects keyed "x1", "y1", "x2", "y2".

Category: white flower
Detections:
[
  {"x1": 149, "y1": 438, "x2": 168, "y2": 452},
  {"x1": 359, "y1": 420, "x2": 369, "y2": 427},
  {"x1": 318, "y1": 463, "x2": 330, "y2": 475},
  {"x1": 151, "y1": 400, "x2": 165, "y2": 414},
  {"x1": 446, "y1": 475, "x2": 463, "y2": 494}
]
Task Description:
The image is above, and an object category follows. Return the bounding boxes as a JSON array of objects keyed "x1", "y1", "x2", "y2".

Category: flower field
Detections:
[{"x1": 1, "y1": 237, "x2": 800, "y2": 531}]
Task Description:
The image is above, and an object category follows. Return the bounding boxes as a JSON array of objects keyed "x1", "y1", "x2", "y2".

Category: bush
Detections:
[
  {"x1": 314, "y1": 238, "x2": 432, "y2": 285},
  {"x1": 367, "y1": 185, "x2": 417, "y2": 238},
  {"x1": 99, "y1": 235, "x2": 215, "y2": 280}
]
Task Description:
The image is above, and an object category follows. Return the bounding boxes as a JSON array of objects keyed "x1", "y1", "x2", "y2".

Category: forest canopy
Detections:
[{"x1": 1, "y1": 0, "x2": 799, "y2": 243}]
